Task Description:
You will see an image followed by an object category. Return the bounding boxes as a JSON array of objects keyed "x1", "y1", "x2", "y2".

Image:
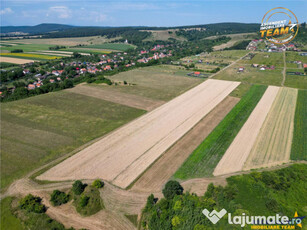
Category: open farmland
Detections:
[
  {"x1": 0, "y1": 53, "x2": 61, "y2": 60},
  {"x1": 67, "y1": 84, "x2": 165, "y2": 111},
  {"x1": 37, "y1": 80, "x2": 240, "y2": 188},
  {"x1": 131, "y1": 96, "x2": 239, "y2": 192},
  {"x1": 214, "y1": 86, "x2": 279, "y2": 176},
  {"x1": 291, "y1": 90, "x2": 307, "y2": 160},
  {"x1": 244, "y1": 88, "x2": 297, "y2": 170},
  {"x1": 174, "y1": 85, "x2": 267, "y2": 180},
  {"x1": 238, "y1": 52, "x2": 284, "y2": 68},
  {"x1": 92, "y1": 66, "x2": 203, "y2": 101},
  {"x1": 80, "y1": 43, "x2": 135, "y2": 51},
  {"x1": 143, "y1": 30, "x2": 186, "y2": 41},
  {"x1": 0, "y1": 91, "x2": 145, "y2": 189},
  {"x1": 0, "y1": 56, "x2": 35, "y2": 64},
  {"x1": 213, "y1": 63, "x2": 283, "y2": 86}
]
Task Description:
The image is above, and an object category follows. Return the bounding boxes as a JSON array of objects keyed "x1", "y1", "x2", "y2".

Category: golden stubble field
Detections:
[{"x1": 38, "y1": 79, "x2": 240, "y2": 188}]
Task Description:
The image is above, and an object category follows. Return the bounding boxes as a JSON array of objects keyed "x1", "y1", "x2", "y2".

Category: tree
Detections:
[
  {"x1": 72, "y1": 180, "x2": 86, "y2": 195},
  {"x1": 79, "y1": 195, "x2": 90, "y2": 208},
  {"x1": 92, "y1": 179, "x2": 104, "y2": 189},
  {"x1": 73, "y1": 52, "x2": 82, "y2": 58},
  {"x1": 50, "y1": 190, "x2": 69, "y2": 206},
  {"x1": 19, "y1": 194, "x2": 46, "y2": 213},
  {"x1": 162, "y1": 180, "x2": 183, "y2": 200}
]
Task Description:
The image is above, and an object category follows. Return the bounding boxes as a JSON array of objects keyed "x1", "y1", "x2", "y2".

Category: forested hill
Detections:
[{"x1": 0, "y1": 23, "x2": 75, "y2": 34}]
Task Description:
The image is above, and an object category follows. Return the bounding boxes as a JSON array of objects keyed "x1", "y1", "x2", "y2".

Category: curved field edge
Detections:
[
  {"x1": 291, "y1": 90, "x2": 307, "y2": 160},
  {"x1": 173, "y1": 84, "x2": 267, "y2": 180}
]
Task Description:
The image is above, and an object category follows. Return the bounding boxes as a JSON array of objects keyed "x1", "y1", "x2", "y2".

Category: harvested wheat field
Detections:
[
  {"x1": 38, "y1": 79, "x2": 240, "y2": 188},
  {"x1": 67, "y1": 84, "x2": 165, "y2": 111},
  {"x1": 213, "y1": 86, "x2": 280, "y2": 176},
  {"x1": 244, "y1": 88, "x2": 297, "y2": 170},
  {"x1": 0, "y1": 56, "x2": 35, "y2": 64},
  {"x1": 131, "y1": 96, "x2": 239, "y2": 192}
]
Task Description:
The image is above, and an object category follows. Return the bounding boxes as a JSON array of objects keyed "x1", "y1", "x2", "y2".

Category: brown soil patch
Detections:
[
  {"x1": 0, "y1": 56, "x2": 35, "y2": 64},
  {"x1": 68, "y1": 84, "x2": 165, "y2": 111},
  {"x1": 131, "y1": 96, "x2": 239, "y2": 192}
]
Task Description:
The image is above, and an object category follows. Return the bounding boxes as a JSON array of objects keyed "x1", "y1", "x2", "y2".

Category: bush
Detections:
[
  {"x1": 72, "y1": 180, "x2": 86, "y2": 195},
  {"x1": 50, "y1": 190, "x2": 69, "y2": 206},
  {"x1": 19, "y1": 194, "x2": 46, "y2": 213},
  {"x1": 92, "y1": 179, "x2": 104, "y2": 189},
  {"x1": 162, "y1": 181, "x2": 184, "y2": 200},
  {"x1": 79, "y1": 195, "x2": 90, "y2": 208},
  {"x1": 11, "y1": 49, "x2": 23, "y2": 53}
]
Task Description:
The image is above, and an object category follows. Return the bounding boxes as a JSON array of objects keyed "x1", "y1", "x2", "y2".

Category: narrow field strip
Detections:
[
  {"x1": 38, "y1": 79, "x2": 239, "y2": 188},
  {"x1": 26, "y1": 52, "x2": 71, "y2": 57},
  {"x1": 0, "y1": 56, "x2": 35, "y2": 64},
  {"x1": 67, "y1": 84, "x2": 164, "y2": 111},
  {"x1": 131, "y1": 96, "x2": 239, "y2": 192},
  {"x1": 173, "y1": 84, "x2": 267, "y2": 180},
  {"x1": 244, "y1": 88, "x2": 298, "y2": 170},
  {"x1": 213, "y1": 86, "x2": 280, "y2": 176},
  {"x1": 291, "y1": 90, "x2": 307, "y2": 160}
]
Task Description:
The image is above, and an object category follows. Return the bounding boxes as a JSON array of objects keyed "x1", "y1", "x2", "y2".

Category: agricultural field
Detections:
[
  {"x1": 80, "y1": 43, "x2": 136, "y2": 51},
  {"x1": 238, "y1": 52, "x2": 284, "y2": 67},
  {"x1": 92, "y1": 65, "x2": 203, "y2": 101},
  {"x1": 0, "y1": 52, "x2": 61, "y2": 60},
  {"x1": 244, "y1": 88, "x2": 298, "y2": 170},
  {"x1": 284, "y1": 52, "x2": 307, "y2": 89},
  {"x1": 174, "y1": 85, "x2": 267, "y2": 180},
  {"x1": 291, "y1": 90, "x2": 307, "y2": 160},
  {"x1": 143, "y1": 30, "x2": 186, "y2": 41},
  {"x1": 213, "y1": 63, "x2": 283, "y2": 86},
  {"x1": 0, "y1": 57, "x2": 35, "y2": 64},
  {"x1": 206, "y1": 32, "x2": 257, "y2": 50},
  {"x1": 3, "y1": 36, "x2": 119, "y2": 46},
  {"x1": 214, "y1": 86, "x2": 280, "y2": 176},
  {"x1": 0, "y1": 91, "x2": 145, "y2": 189},
  {"x1": 37, "y1": 80, "x2": 240, "y2": 188}
]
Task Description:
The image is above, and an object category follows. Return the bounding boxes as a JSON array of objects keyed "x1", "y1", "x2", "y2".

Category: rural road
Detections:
[{"x1": 281, "y1": 50, "x2": 286, "y2": 86}]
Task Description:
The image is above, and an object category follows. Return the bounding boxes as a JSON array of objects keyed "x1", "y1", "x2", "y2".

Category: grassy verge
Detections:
[
  {"x1": 291, "y1": 90, "x2": 307, "y2": 160},
  {"x1": 174, "y1": 84, "x2": 267, "y2": 179},
  {"x1": 0, "y1": 197, "x2": 24, "y2": 230}
]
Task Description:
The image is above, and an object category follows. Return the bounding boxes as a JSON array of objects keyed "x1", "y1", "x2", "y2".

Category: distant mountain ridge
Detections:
[{"x1": 0, "y1": 23, "x2": 76, "y2": 34}]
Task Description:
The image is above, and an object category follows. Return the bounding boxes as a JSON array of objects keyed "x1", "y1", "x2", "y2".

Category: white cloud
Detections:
[
  {"x1": 48, "y1": 6, "x2": 71, "y2": 19},
  {"x1": 0, "y1": 8, "x2": 13, "y2": 15}
]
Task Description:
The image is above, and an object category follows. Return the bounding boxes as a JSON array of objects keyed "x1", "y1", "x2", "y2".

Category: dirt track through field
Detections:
[
  {"x1": 38, "y1": 79, "x2": 240, "y2": 188},
  {"x1": 0, "y1": 56, "x2": 35, "y2": 64},
  {"x1": 131, "y1": 96, "x2": 239, "y2": 192},
  {"x1": 213, "y1": 86, "x2": 280, "y2": 176},
  {"x1": 68, "y1": 84, "x2": 165, "y2": 111},
  {"x1": 244, "y1": 88, "x2": 297, "y2": 170}
]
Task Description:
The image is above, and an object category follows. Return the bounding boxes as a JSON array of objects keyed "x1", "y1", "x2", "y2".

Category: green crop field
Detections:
[
  {"x1": 91, "y1": 65, "x2": 203, "y2": 101},
  {"x1": 291, "y1": 90, "x2": 307, "y2": 160},
  {"x1": 213, "y1": 63, "x2": 283, "y2": 86},
  {"x1": 81, "y1": 43, "x2": 135, "y2": 51},
  {"x1": 0, "y1": 43, "x2": 52, "y2": 52},
  {"x1": 174, "y1": 85, "x2": 267, "y2": 179},
  {"x1": 0, "y1": 91, "x2": 145, "y2": 190},
  {"x1": 0, "y1": 197, "x2": 23, "y2": 230},
  {"x1": 284, "y1": 75, "x2": 307, "y2": 89},
  {"x1": 61, "y1": 48, "x2": 112, "y2": 54}
]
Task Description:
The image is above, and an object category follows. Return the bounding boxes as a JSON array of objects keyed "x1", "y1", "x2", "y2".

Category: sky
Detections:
[{"x1": 1, "y1": 0, "x2": 306, "y2": 27}]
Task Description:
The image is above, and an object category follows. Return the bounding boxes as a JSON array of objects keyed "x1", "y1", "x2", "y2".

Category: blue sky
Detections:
[{"x1": 1, "y1": 0, "x2": 306, "y2": 27}]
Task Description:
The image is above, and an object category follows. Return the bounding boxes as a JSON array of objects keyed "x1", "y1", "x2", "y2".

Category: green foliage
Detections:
[
  {"x1": 162, "y1": 181, "x2": 184, "y2": 200},
  {"x1": 174, "y1": 85, "x2": 267, "y2": 179},
  {"x1": 50, "y1": 190, "x2": 70, "y2": 206},
  {"x1": 19, "y1": 194, "x2": 46, "y2": 213},
  {"x1": 92, "y1": 179, "x2": 104, "y2": 189},
  {"x1": 73, "y1": 186, "x2": 104, "y2": 216},
  {"x1": 142, "y1": 164, "x2": 307, "y2": 229},
  {"x1": 291, "y1": 90, "x2": 307, "y2": 160},
  {"x1": 225, "y1": 40, "x2": 251, "y2": 50},
  {"x1": 0, "y1": 197, "x2": 23, "y2": 230},
  {"x1": 82, "y1": 43, "x2": 135, "y2": 51},
  {"x1": 10, "y1": 49, "x2": 23, "y2": 53},
  {"x1": 72, "y1": 180, "x2": 86, "y2": 195},
  {"x1": 0, "y1": 62, "x2": 17, "y2": 69}
]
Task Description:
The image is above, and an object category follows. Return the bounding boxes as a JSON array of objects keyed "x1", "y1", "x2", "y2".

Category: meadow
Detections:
[
  {"x1": 92, "y1": 65, "x2": 203, "y2": 101},
  {"x1": 213, "y1": 63, "x2": 283, "y2": 86},
  {"x1": 80, "y1": 43, "x2": 135, "y2": 51},
  {"x1": 0, "y1": 91, "x2": 145, "y2": 189},
  {"x1": 238, "y1": 52, "x2": 284, "y2": 67},
  {"x1": 291, "y1": 90, "x2": 307, "y2": 160},
  {"x1": 173, "y1": 85, "x2": 267, "y2": 179}
]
